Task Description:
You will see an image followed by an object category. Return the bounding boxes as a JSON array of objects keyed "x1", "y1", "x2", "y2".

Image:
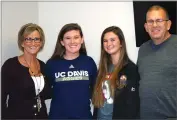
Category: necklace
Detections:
[
  {"x1": 23, "y1": 57, "x2": 40, "y2": 76},
  {"x1": 32, "y1": 75, "x2": 42, "y2": 112},
  {"x1": 24, "y1": 57, "x2": 42, "y2": 112}
]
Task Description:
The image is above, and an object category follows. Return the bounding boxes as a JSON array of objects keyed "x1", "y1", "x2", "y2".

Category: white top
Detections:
[{"x1": 31, "y1": 75, "x2": 45, "y2": 95}]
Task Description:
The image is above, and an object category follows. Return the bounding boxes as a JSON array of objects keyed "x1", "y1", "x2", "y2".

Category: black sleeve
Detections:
[
  {"x1": 1, "y1": 60, "x2": 11, "y2": 119},
  {"x1": 92, "y1": 107, "x2": 98, "y2": 119},
  {"x1": 40, "y1": 61, "x2": 52, "y2": 100},
  {"x1": 40, "y1": 75, "x2": 52, "y2": 100},
  {"x1": 89, "y1": 59, "x2": 98, "y2": 98},
  {"x1": 124, "y1": 64, "x2": 140, "y2": 118}
]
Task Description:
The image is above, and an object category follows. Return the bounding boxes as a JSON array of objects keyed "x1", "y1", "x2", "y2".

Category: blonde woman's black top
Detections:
[{"x1": 1, "y1": 57, "x2": 52, "y2": 119}]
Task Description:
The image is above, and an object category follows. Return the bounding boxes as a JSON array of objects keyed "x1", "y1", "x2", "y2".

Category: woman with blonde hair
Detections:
[{"x1": 1, "y1": 23, "x2": 51, "y2": 119}]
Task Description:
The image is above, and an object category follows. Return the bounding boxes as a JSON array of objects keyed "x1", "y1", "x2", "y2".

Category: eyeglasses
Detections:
[
  {"x1": 146, "y1": 19, "x2": 169, "y2": 26},
  {"x1": 24, "y1": 37, "x2": 41, "y2": 43}
]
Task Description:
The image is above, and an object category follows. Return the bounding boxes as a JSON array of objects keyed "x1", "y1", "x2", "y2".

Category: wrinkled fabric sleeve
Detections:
[{"x1": 1, "y1": 61, "x2": 11, "y2": 119}]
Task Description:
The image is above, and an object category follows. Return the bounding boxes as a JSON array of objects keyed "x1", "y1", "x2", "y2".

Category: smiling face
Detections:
[
  {"x1": 144, "y1": 9, "x2": 171, "y2": 44},
  {"x1": 61, "y1": 30, "x2": 83, "y2": 56},
  {"x1": 103, "y1": 32, "x2": 122, "y2": 56},
  {"x1": 22, "y1": 30, "x2": 42, "y2": 55}
]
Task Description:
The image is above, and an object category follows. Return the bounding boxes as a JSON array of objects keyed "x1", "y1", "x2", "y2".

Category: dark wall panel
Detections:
[{"x1": 133, "y1": 1, "x2": 177, "y2": 47}]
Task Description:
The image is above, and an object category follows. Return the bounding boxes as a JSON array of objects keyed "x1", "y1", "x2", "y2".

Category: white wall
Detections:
[
  {"x1": 1, "y1": 2, "x2": 38, "y2": 65},
  {"x1": 0, "y1": 1, "x2": 2, "y2": 118},
  {"x1": 0, "y1": 1, "x2": 2, "y2": 67},
  {"x1": 38, "y1": 2, "x2": 139, "y2": 65}
]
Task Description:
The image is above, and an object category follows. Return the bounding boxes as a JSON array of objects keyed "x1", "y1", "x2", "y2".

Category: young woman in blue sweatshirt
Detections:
[{"x1": 45, "y1": 23, "x2": 97, "y2": 119}]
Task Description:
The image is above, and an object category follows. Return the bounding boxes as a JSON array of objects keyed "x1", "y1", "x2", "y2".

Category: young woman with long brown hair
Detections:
[{"x1": 92, "y1": 26, "x2": 140, "y2": 119}]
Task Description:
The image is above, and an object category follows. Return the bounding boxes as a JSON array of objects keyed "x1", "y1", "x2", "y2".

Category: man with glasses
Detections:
[{"x1": 137, "y1": 5, "x2": 177, "y2": 119}]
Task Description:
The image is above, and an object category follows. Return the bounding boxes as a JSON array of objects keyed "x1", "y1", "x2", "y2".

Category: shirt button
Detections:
[{"x1": 33, "y1": 105, "x2": 37, "y2": 108}]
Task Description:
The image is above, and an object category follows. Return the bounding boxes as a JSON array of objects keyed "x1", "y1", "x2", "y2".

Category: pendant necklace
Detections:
[
  {"x1": 33, "y1": 75, "x2": 42, "y2": 112},
  {"x1": 24, "y1": 57, "x2": 42, "y2": 112}
]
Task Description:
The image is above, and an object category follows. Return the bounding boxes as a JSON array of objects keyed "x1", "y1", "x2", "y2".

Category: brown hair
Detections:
[
  {"x1": 50, "y1": 23, "x2": 87, "y2": 60},
  {"x1": 18, "y1": 23, "x2": 45, "y2": 52},
  {"x1": 92, "y1": 26, "x2": 129, "y2": 108}
]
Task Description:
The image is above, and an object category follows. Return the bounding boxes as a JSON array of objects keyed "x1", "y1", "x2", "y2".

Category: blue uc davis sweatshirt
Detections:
[{"x1": 45, "y1": 54, "x2": 97, "y2": 119}]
